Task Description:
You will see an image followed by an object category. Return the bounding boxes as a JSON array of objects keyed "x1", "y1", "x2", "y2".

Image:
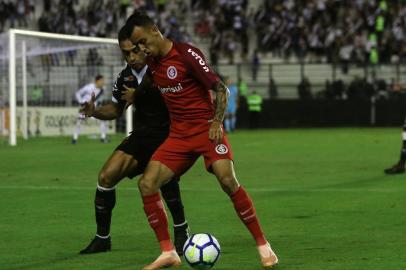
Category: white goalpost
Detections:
[{"x1": 1, "y1": 29, "x2": 133, "y2": 146}]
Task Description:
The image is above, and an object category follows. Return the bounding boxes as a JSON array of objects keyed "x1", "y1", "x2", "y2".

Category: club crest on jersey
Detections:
[
  {"x1": 167, "y1": 66, "x2": 177, "y2": 79},
  {"x1": 215, "y1": 144, "x2": 228, "y2": 154},
  {"x1": 124, "y1": 75, "x2": 135, "y2": 81}
]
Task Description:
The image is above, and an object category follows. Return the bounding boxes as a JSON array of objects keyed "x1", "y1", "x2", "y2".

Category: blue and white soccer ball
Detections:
[{"x1": 183, "y1": 233, "x2": 221, "y2": 269}]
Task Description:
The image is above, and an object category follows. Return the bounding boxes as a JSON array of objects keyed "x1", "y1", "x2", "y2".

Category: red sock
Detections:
[
  {"x1": 230, "y1": 186, "x2": 267, "y2": 246},
  {"x1": 142, "y1": 193, "x2": 173, "y2": 252}
]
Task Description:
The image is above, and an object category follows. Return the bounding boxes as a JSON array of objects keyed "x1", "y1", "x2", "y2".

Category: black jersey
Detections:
[{"x1": 112, "y1": 65, "x2": 170, "y2": 136}]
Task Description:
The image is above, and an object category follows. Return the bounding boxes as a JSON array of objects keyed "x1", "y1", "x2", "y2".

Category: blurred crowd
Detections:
[
  {"x1": 291, "y1": 75, "x2": 406, "y2": 101},
  {"x1": 0, "y1": 0, "x2": 192, "y2": 42},
  {"x1": 193, "y1": 0, "x2": 406, "y2": 65},
  {"x1": 0, "y1": 0, "x2": 36, "y2": 31},
  {"x1": 0, "y1": 0, "x2": 405, "y2": 66}
]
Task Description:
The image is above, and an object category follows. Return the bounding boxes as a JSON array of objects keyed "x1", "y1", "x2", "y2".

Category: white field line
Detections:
[{"x1": 0, "y1": 185, "x2": 403, "y2": 193}]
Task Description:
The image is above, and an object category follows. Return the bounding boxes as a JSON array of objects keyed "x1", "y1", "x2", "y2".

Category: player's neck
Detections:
[{"x1": 159, "y1": 38, "x2": 173, "y2": 58}]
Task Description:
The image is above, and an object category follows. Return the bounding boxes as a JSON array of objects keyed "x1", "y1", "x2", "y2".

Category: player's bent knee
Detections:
[
  {"x1": 98, "y1": 170, "x2": 117, "y2": 188},
  {"x1": 219, "y1": 175, "x2": 239, "y2": 195},
  {"x1": 138, "y1": 177, "x2": 159, "y2": 195}
]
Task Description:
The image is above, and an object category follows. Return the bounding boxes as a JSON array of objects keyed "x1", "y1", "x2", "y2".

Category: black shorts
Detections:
[{"x1": 115, "y1": 132, "x2": 167, "y2": 178}]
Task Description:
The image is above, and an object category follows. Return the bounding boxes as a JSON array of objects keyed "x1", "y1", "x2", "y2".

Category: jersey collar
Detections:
[{"x1": 131, "y1": 65, "x2": 148, "y2": 84}]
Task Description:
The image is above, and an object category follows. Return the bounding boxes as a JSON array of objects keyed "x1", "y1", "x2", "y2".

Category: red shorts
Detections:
[{"x1": 151, "y1": 127, "x2": 234, "y2": 176}]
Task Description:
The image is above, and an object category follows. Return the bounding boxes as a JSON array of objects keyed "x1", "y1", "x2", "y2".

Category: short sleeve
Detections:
[
  {"x1": 112, "y1": 71, "x2": 125, "y2": 104},
  {"x1": 181, "y1": 44, "x2": 220, "y2": 90}
]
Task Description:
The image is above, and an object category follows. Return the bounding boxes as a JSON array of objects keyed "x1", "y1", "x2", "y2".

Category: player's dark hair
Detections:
[
  {"x1": 118, "y1": 25, "x2": 131, "y2": 42},
  {"x1": 125, "y1": 9, "x2": 154, "y2": 30},
  {"x1": 95, "y1": 74, "x2": 104, "y2": 81}
]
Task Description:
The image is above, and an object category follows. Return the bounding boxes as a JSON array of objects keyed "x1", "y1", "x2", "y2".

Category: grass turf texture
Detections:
[{"x1": 0, "y1": 128, "x2": 406, "y2": 270}]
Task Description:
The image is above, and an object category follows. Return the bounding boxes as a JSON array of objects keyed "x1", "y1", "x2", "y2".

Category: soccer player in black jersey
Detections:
[
  {"x1": 79, "y1": 25, "x2": 189, "y2": 255},
  {"x1": 384, "y1": 119, "x2": 406, "y2": 174}
]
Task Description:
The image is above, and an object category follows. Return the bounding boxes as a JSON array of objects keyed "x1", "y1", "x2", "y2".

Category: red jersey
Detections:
[{"x1": 146, "y1": 42, "x2": 220, "y2": 137}]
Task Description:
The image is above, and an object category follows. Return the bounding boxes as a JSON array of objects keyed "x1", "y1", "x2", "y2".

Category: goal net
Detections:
[{"x1": 0, "y1": 29, "x2": 133, "y2": 146}]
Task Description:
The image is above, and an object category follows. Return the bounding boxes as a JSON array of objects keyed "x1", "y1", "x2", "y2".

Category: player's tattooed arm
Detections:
[
  {"x1": 212, "y1": 81, "x2": 229, "y2": 122},
  {"x1": 209, "y1": 80, "x2": 229, "y2": 143}
]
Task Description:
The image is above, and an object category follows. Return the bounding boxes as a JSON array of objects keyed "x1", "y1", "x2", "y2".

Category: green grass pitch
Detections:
[{"x1": 1, "y1": 128, "x2": 406, "y2": 270}]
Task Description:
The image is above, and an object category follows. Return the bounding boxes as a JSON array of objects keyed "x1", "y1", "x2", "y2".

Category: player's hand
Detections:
[
  {"x1": 121, "y1": 85, "x2": 136, "y2": 109},
  {"x1": 79, "y1": 92, "x2": 96, "y2": 117},
  {"x1": 209, "y1": 120, "x2": 223, "y2": 144}
]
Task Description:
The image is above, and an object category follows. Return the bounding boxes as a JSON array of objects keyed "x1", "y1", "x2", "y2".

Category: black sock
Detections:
[
  {"x1": 400, "y1": 123, "x2": 406, "y2": 165},
  {"x1": 161, "y1": 178, "x2": 186, "y2": 227},
  {"x1": 94, "y1": 186, "x2": 116, "y2": 237},
  {"x1": 400, "y1": 147, "x2": 406, "y2": 165}
]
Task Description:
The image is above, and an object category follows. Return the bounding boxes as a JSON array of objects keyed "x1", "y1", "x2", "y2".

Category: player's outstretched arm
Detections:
[
  {"x1": 79, "y1": 92, "x2": 96, "y2": 117},
  {"x1": 209, "y1": 81, "x2": 229, "y2": 143},
  {"x1": 92, "y1": 102, "x2": 125, "y2": 120},
  {"x1": 80, "y1": 92, "x2": 124, "y2": 120}
]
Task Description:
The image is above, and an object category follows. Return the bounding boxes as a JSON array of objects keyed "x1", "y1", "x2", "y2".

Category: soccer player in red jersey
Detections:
[
  {"x1": 124, "y1": 11, "x2": 278, "y2": 270},
  {"x1": 78, "y1": 25, "x2": 189, "y2": 256}
]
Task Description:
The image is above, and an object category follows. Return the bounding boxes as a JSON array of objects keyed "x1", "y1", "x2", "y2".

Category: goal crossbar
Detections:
[{"x1": 6, "y1": 29, "x2": 132, "y2": 146}]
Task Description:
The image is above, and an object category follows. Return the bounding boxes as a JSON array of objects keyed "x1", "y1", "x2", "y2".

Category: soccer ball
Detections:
[{"x1": 183, "y1": 233, "x2": 221, "y2": 269}]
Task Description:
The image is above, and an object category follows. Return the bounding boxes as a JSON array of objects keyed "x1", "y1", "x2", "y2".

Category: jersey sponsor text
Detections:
[
  {"x1": 158, "y1": 83, "x2": 184, "y2": 94},
  {"x1": 187, "y1": 48, "x2": 210, "y2": 72}
]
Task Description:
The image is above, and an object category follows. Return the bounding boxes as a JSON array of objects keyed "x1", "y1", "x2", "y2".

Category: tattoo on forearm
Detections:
[{"x1": 213, "y1": 81, "x2": 228, "y2": 122}]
